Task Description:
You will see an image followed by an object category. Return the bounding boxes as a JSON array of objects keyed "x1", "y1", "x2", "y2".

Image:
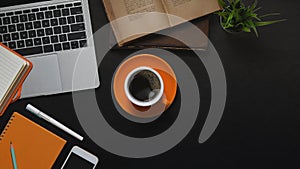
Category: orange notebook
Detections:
[{"x1": 0, "y1": 112, "x2": 66, "y2": 169}]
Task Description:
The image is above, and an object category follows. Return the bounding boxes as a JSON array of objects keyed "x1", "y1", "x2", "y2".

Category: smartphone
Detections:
[{"x1": 61, "y1": 146, "x2": 99, "y2": 169}]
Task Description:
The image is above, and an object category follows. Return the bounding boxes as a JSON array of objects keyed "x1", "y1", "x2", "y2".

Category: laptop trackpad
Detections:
[{"x1": 21, "y1": 54, "x2": 62, "y2": 98}]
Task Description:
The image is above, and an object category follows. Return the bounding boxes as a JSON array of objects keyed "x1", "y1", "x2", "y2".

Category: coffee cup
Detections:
[{"x1": 124, "y1": 66, "x2": 164, "y2": 107}]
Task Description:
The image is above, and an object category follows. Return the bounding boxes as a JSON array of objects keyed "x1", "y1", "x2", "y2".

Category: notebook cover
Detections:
[
  {"x1": 0, "y1": 43, "x2": 33, "y2": 116},
  {"x1": 110, "y1": 16, "x2": 209, "y2": 50},
  {"x1": 0, "y1": 112, "x2": 66, "y2": 169}
]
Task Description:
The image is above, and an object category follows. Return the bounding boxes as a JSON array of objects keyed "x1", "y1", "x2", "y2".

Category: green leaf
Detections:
[
  {"x1": 226, "y1": 12, "x2": 234, "y2": 25},
  {"x1": 250, "y1": 13, "x2": 261, "y2": 21},
  {"x1": 253, "y1": 6, "x2": 261, "y2": 12},
  {"x1": 260, "y1": 13, "x2": 281, "y2": 18},
  {"x1": 255, "y1": 19, "x2": 286, "y2": 27},
  {"x1": 251, "y1": 25, "x2": 259, "y2": 37},
  {"x1": 234, "y1": 0, "x2": 241, "y2": 7},
  {"x1": 242, "y1": 26, "x2": 251, "y2": 32},
  {"x1": 236, "y1": 22, "x2": 245, "y2": 27},
  {"x1": 250, "y1": 0, "x2": 258, "y2": 11}
]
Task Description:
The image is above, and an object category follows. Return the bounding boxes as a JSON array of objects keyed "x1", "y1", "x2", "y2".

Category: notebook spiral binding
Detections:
[{"x1": 0, "y1": 114, "x2": 16, "y2": 142}]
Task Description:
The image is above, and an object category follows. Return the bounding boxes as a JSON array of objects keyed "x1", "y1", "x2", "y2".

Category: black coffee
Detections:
[{"x1": 129, "y1": 70, "x2": 161, "y2": 102}]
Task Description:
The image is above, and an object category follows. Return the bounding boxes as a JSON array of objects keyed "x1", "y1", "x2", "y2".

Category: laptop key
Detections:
[
  {"x1": 44, "y1": 45, "x2": 54, "y2": 53},
  {"x1": 17, "y1": 40, "x2": 25, "y2": 48},
  {"x1": 59, "y1": 17, "x2": 67, "y2": 25},
  {"x1": 57, "y1": 5, "x2": 65, "y2": 9},
  {"x1": 74, "y1": 2, "x2": 82, "y2": 6},
  {"x1": 65, "y1": 3, "x2": 73, "y2": 7},
  {"x1": 79, "y1": 40, "x2": 87, "y2": 47},
  {"x1": 28, "y1": 30, "x2": 37, "y2": 38},
  {"x1": 42, "y1": 37, "x2": 50, "y2": 44},
  {"x1": 32, "y1": 8, "x2": 39, "y2": 12},
  {"x1": 62, "y1": 25, "x2": 70, "y2": 33},
  {"x1": 48, "y1": 6, "x2": 56, "y2": 10},
  {"x1": 62, "y1": 9, "x2": 70, "y2": 16},
  {"x1": 51, "y1": 35, "x2": 59, "y2": 43},
  {"x1": 34, "y1": 38, "x2": 42, "y2": 46},
  {"x1": 17, "y1": 23, "x2": 25, "y2": 31},
  {"x1": 3, "y1": 34, "x2": 11, "y2": 41},
  {"x1": 40, "y1": 7, "x2": 47, "y2": 11},
  {"x1": 11, "y1": 33, "x2": 19, "y2": 40},
  {"x1": 8, "y1": 25, "x2": 16, "y2": 32},
  {"x1": 11, "y1": 16, "x2": 19, "y2": 23},
  {"x1": 68, "y1": 31, "x2": 86, "y2": 41},
  {"x1": 67, "y1": 16, "x2": 75, "y2": 24},
  {"x1": 37, "y1": 12, "x2": 44, "y2": 20},
  {"x1": 6, "y1": 12, "x2": 14, "y2": 16},
  {"x1": 45, "y1": 11, "x2": 53, "y2": 19},
  {"x1": 42, "y1": 20, "x2": 50, "y2": 27},
  {"x1": 20, "y1": 31, "x2": 28, "y2": 39},
  {"x1": 3, "y1": 42, "x2": 8, "y2": 47},
  {"x1": 71, "y1": 41, "x2": 79, "y2": 49},
  {"x1": 37, "y1": 29, "x2": 45, "y2": 37},
  {"x1": 25, "y1": 22, "x2": 33, "y2": 30},
  {"x1": 76, "y1": 15, "x2": 84, "y2": 22},
  {"x1": 8, "y1": 42, "x2": 16, "y2": 49},
  {"x1": 15, "y1": 11, "x2": 22, "y2": 15},
  {"x1": 3, "y1": 17, "x2": 11, "y2": 25},
  {"x1": 33, "y1": 21, "x2": 42, "y2": 29},
  {"x1": 70, "y1": 7, "x2": 83, "y2": 15},
  {"x1": 54, "y1": 26, "x2": 62, "y2": 34},
  {"x1": 45, "y1": 28, "x2": 53, "y2": 35},
  {"x1": 25, "y1": 39, "x2": 33, "y2": 47},
  {"x1": 15, "y1": 46, "x2": 43, "y2": 56},
  {"x1": 0, "y1": 18, "x2": 2, "y2": 25},
  {"x1": 71, "y1": 23, "x2": 85, "y2": 32},
  {"x1": 50, "y1": 18, "x2": 58, "y2": 26},
  {"x1": 54, "y1": 43, "x2": 62, "y2": 51},
  {"x1": 54, "y1": 10, "x2": 61, "y2": 17},
  {"x1": 0, "y1": 26, "x2": 7, "y2": 33},
  {"x1": 62, "y1": 42, "x2": 70, "y2": 50},
  {"x1": 20, "y1": 15, "x2": 28, "y2": 22},
  {"x1": 28, "y1": 14, "x2": 36, "y2": 21},
  {"x1": 0, "y1": 35, "x2": 2, "y2": 42},
  {"x1": 59, "y1": 34, "x2": 67, "y2": 42},
  {"x1": 23, "y1": 10, "x2": 31, "y2": 14}
]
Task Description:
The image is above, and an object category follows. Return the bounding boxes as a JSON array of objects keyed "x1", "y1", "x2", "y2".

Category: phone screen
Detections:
[{"x1": 63, "y1": 153, "x2": 95, "y2": 169}]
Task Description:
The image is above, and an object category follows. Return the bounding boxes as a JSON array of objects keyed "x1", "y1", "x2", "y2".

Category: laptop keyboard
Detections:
[{"x1": 0, "y1": 1, "x2": 88, "y2": 56}]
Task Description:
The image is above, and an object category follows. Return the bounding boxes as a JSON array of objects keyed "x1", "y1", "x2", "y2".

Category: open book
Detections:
[
  {"x1": 0, "y1": 44, "x2": 32, "y2": 116},
  {"x1": 103, "y1": 0, "x2": 221, "y2": 46}
]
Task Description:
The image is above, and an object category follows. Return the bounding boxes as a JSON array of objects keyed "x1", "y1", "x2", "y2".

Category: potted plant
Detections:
[{"x1": 216, "y1": 0, "x2": 286, "y2": 36}]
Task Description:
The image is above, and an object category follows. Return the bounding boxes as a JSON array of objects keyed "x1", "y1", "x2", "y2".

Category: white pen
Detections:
[{"x1": 26, "y1": 104, "x2": 84, "y2": 141}]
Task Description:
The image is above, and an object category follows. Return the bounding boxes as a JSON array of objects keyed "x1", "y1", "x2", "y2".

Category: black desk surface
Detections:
[{"x1": 1, "y1": 0, "x2": 300, "y2": 168}]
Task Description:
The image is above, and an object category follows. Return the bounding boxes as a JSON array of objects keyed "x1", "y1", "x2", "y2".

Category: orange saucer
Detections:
[{"x1": 113, "y1": 54, "x2": 177, "y2": 118}]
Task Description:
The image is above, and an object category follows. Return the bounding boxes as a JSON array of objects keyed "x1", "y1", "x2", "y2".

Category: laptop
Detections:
[{"x1": 0, "y1": 0, "x2": 100, "y2": 98}]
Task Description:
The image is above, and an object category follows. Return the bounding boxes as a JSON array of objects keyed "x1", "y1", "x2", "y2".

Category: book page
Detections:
[
  {"x1": 162, "y1": 0, "x2": 221, "y2": 26},
  {"x1": 104, "y1": 0, "x2": 171, "y2": 45},
  {"x1": 0, "y1": 45, "x2": 24, "y2": 105}
]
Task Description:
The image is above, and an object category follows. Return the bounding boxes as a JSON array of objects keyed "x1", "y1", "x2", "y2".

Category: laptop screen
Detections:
[{"x1": 0, "y1": 0, "x2": 51, "y2": 8}]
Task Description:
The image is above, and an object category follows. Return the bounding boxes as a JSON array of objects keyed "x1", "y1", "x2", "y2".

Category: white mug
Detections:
[{"x1": 124, "y1": 66, "x2": 164, "y2": 107}]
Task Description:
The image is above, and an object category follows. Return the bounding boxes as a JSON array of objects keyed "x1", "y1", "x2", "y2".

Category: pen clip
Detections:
[{"x1": 39, "y1": 113, "x2": 51, "y2": 122}]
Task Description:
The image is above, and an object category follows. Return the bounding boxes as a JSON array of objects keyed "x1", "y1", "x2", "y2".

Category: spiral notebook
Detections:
[
  {"x1": 0, "y1": 112, "x2": 66, "y2": 169},
  {"x1": 0, "y1": 43, "x2": 32, "y2": 116}
]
